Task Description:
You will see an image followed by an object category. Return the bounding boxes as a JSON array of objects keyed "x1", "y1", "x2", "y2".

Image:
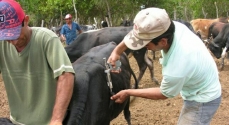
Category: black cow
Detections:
[
  {"x1": 120, "y1": 20, "x2": 133, "y2": 27},
  {"x1": 65, "y1": 26, "x2": 159, "y2": 86},
  {"x1": 208, "y1": 22, "x2": 226, "y2": 40},
  {"x1": 101, "y1": 21, "x2": 108, "y2": 28},
  {"x1": 63, "y1": 42, "x2": 136, "y2": 125},
  {"x1": 80, "y1": 25, "x2": 97, "y2": 32},
  {"x1": 208, "y1": 23, "x2": 229, "y2": 70}
]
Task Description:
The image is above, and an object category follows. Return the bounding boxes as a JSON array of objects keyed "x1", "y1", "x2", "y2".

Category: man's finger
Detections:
[{"x1": 111, "y1": 95, "x2": 118, "y2": 100}]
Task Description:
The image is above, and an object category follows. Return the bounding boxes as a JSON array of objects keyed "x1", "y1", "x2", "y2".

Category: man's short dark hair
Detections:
[{"x1": 150, "y1": 20, "x2": 175, "y2": 45}]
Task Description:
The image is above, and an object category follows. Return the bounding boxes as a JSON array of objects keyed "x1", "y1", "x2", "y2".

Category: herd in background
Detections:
[
  {"x1": 116, "y1": 17, "x2": 229, "y2": 71},
  {"x1": 50, "y1": 19, "x2": 135, "y2": 36},
  {"x1": 51, "y1": 16, "x2": 229, "y2": 72},
  {"x1": 189, "y1": 17, "x2": 229, "y2": 70}
]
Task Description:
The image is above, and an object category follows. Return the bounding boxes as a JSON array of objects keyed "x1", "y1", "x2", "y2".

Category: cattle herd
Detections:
[
  {"x1": 190, "y1": 17, "x2": 229, "y2": 70},
  {"x1": 62, "y1": 18, "x2": 229, "y2": 124},
  {"x1": 54, "y1": 19, "x2": 229, "y2": 124},
  {"x1": 1, "y1": 18, "x2": 229, "y2": 125}
]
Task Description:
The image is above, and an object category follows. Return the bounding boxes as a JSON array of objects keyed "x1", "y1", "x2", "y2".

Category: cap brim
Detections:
[
  {"x1": 0, "y1": 25, "x2": 22, "y2": 41},
  {"x1": 123, "y1": 30, "x2": 151, "y2": 50}
]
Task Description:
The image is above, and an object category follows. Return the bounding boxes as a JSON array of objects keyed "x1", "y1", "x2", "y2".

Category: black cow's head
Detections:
[{"x1": 208, "y1": 40, "x2": 223, "y2": 59}]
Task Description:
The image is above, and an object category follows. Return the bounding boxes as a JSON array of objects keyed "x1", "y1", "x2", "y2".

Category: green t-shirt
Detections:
[
  {"x1": 0, "y1": 27, "x2": 75, "y2": 125},
  {"x1": 159, "y1": 21, "x2": 221, "y2": 102}
]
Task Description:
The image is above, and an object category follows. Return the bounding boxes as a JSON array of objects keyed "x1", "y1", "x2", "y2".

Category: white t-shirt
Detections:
[{"x1": 160, "y1": 21, "x2": 221, "y2": 102}]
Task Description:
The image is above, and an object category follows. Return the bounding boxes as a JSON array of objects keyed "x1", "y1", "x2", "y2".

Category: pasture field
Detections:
[{"x1": 0, "y1": 51, "x2": 229, "y2": 125}]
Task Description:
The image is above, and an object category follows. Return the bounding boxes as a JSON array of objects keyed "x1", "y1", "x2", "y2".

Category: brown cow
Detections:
[{"x1": 190, "y1": 17, "x2": 228, "y2": 40}]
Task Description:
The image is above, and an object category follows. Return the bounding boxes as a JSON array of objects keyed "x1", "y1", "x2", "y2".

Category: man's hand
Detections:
[
  {"x1": 107, "y1": 41, "x2": 128, "y2": 73},
  {"x1": 60, "y1": 35, "x2": 66, "y2": 41},
  {"x1": 110, "y1": 90, "x2": 129, "y2": 103},
  {"x1": 62, "y1": 37, "x2": 66, "y2": 41},
  {"x1": 107, "y1": 52, "x2": 121, "y2": 73}
]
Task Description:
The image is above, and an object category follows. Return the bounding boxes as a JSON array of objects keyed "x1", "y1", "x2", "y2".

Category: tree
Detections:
[{"x1": 16, "y1": 0, "x2": 229, "y2": 27}]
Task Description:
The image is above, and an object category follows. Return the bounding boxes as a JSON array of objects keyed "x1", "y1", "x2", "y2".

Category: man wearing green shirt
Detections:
[{"x1": 0, "y1": 0, "x2": 75, "y2": 125}]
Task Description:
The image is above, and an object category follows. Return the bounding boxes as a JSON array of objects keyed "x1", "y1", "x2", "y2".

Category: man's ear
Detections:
[
  {"x1": 160, "y1": 38, "x2": 168, "y2": 46},
  {"x1": 23, "y1": 15, "x2": 29, "y2": 25}
]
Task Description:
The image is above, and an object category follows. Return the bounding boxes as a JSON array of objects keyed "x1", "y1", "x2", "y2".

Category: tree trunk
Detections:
[
  {"x1": 184, "y1": 7, "x2": 188, "y2": 21},
  {"x1": 214, "y1": 2, "x2": 218, "y2": 18},
  {"x1": 94, "y1": 17, "x2": 98, "y2": 29},
  {"x1": 72, "y1": 0, "x2": 78, "y2": 22},
  {"x1": 202, "y1": 7, "x2": 208, "y2": 18},
  {"x1": 41, "y1": 20, "x2": 44, "y2": 27},
  {"x1": 105, "y1": 16, "x2": 110, "y2": 27},
  {"x1": 173, "y1": 8, "x2": 176, "y2": 20},
  {"x1": 105, "y1": 0, "x2": 112, "y2": 27},
  {"x1": 59, "y1": 10, "x2": 63, "y2": 26}
]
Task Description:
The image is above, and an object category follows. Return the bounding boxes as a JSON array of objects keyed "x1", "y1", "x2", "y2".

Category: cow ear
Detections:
[
  {"x1": 214, "y1": 44, "x2": 219, "y2": 48},
  {"x1": 211, "y1": 42, "x2": 219, "y2": 48}
]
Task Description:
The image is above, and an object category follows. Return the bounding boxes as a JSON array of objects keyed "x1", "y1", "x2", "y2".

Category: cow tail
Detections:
[
  {"x1": 123, "y1": 52, "x2": 138, "y2": 89},
  {"x1": 130, "y1": 66, "x2": 138, "y2": 89},
  {"x1": 123, "y1": 98, "x2": 131, "y2": 125}
]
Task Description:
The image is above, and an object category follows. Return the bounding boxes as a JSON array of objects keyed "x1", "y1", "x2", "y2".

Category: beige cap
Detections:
[{"x1": 124, "y1": 7, "x2": 171, "y2": 50}]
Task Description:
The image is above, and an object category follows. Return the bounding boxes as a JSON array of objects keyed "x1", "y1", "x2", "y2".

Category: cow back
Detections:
[
  {"x1": 64, "y1": 26, "x2": 156, "y2": 87},
  {"x1": 65, "y1": 26, "x2": 132, "y2": 63}
]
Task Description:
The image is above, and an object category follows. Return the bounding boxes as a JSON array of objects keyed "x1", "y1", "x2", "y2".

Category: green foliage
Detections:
[{"x1": 16, "y1": 0, "x2": 229, "y2": 27}]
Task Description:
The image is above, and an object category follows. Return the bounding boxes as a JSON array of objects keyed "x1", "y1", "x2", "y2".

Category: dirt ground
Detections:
[{"x1": 0, "y1": 51, "x2": 229, "y2": 125}]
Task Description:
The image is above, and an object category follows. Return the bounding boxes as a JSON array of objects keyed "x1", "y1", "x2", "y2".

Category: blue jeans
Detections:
[{"x1": 177, "y1": 96, "x2": 221, "y2": 125}]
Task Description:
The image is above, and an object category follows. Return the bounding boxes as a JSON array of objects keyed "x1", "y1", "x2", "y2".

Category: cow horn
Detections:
[{"x1": 211, "y1": 41, "x2": 220, "y2": 48}]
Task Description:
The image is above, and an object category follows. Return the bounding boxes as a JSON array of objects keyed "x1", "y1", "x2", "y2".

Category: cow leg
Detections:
[
  {"x1": 144, "y1": 51, "x2": 159, "y2": 85},
  {"x1": 219, "y1": 47, "x2": 227, "y2": 70},
  {"x1": 133, "y1": 49, "x2": 159, "y2": 85},
  {"x1": 133, "y1": 49, "x2": 148, "y2": 86},
  {"x1": 123, "y1": 98, "x2": 131, "y2": 125},
  {"x1": 151, "y1": 50, "x2": 156, "y2": 60},
  {"x1": 220, "y1": 57, "x2": 225, "y2": 70}
]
